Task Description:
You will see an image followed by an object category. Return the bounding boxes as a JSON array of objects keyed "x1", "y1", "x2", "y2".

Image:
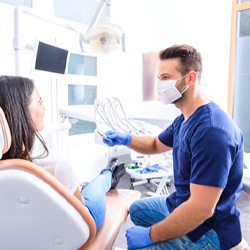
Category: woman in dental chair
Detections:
[{"x1": 0, "y1": 75, "x2": 126, "y2": 231}]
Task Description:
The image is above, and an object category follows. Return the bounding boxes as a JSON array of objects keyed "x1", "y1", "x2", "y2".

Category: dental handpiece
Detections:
[{"x1": 98, "y1": 131, "x2": 113, "y2": 142}]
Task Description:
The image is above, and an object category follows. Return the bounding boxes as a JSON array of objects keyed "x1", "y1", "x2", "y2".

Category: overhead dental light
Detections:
[{"x1": 80, "y1": 0, "x2": 126, "y2": 55}]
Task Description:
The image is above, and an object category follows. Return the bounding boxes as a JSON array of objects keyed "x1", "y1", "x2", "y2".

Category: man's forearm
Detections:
[
  {"x1": 150, "y1": 200, "x2": 208, "y2": 242},
  {"x1": 128, "y1": 135, "x2": 171, "y2": 155},
  {"x1": 128, "y1": 135, "x2": 155, "y2": 154}
]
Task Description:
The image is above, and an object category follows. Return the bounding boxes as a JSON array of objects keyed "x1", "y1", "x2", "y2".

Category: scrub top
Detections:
[{"x1": 158, "y1": 102, "x2": 244, "y2": 249}]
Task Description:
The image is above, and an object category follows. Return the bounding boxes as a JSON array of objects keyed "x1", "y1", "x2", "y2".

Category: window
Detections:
[
  {"x1": 0, "y1": 0, "x2": 31, "y2": 7},
  {"x1": 239, "y1": 9, "x2": 250, "y2": 36},
  {"x1": 54, "y1": 0, "x2": 104, "y2": 25},
  {"x1": 67, "y1": 53, "x2": 97, "y2": 76},
  {"x1": 67, "y1": 84, "x2": 97, "y2": 135},
  {"x1": 229, "y1": 0, "x2": 250, "y2": 152},
  {"x1": 238, "y1": 0, "x2": 250, "y2": 3},
  {"x1": 68, "y1": 84, "x2": 97, "y2": 105}
]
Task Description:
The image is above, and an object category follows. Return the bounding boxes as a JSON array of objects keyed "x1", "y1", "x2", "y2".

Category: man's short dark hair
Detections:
[{"x1": 159, "y1": 44, "x2": 202, "y2": 81}]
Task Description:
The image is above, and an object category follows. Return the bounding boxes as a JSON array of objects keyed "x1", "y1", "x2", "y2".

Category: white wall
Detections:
[
  {"x1": 0, "y1": 4, "x2": 15, "y2": 75},
  {"x1": 104, "y1": 0, "x2": 232, "y2": 119},
  {"x1": 0, "y1": 0, "x2": 233, "y2": 112}
]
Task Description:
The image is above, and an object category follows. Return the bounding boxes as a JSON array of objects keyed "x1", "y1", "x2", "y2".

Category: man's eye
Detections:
[{"x1": 160, "y1": 75, "x2": 170, "y2": 80}]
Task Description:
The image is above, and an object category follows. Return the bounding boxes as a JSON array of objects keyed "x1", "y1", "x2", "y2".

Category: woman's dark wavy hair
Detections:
[
  {"x1": 159, "y1": 44, "x2": 203, "y2": 81},
  {"x1": 0, "y1": 75, "x2": 48, "y2": 161}
]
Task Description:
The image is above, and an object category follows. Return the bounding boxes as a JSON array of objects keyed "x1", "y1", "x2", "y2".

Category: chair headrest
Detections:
[{"x1": 0, "y1": 107, "x2": 11, "y2": 159}]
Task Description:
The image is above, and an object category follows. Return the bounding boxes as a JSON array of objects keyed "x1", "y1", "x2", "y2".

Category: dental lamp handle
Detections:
[{"x1": 103, "y1": 130, "x2": 132, "y2": 146}]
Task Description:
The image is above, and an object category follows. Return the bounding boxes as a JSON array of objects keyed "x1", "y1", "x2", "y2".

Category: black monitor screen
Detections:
[{"x1": 35, "y1": 41, "x2": 68, "y2": 74}]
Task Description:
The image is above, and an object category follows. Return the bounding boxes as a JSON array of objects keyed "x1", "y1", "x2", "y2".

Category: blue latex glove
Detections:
[
  {"x1": 102, "y1": 130, "x2": 132, "y2": 146},
  {"x1": 126, "y1": 226, "x2": 154, "y2": 250}
]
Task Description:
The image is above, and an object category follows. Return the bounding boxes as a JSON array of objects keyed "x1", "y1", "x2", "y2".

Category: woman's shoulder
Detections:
[{"x1": 33, "y1": 156, "x2": 70, "y2": 171}]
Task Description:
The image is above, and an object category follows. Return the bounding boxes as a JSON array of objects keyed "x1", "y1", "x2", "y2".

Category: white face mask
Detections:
[{"x1": 157, "y1": 75, "x2": 188, "y2": 104}]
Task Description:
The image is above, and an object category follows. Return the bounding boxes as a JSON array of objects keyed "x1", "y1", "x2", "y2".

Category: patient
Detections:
[{"x1": 0, "y1": 75, "x2": 126, "y2": 231}]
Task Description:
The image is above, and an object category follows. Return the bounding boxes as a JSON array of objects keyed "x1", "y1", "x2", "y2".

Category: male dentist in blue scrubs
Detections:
[{"x1": 103, "y1": 44, "x2": 244, "y2": 249}]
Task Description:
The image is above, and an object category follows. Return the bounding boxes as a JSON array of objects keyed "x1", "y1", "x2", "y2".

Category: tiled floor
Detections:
[{"x1": 113, "y1": 173, "x2": 250, "y2": 249}]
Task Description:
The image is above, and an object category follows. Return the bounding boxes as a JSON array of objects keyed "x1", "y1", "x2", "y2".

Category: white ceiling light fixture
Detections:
[{"x1": 80, "y1": 0, "x2": 126, "y2": 55}]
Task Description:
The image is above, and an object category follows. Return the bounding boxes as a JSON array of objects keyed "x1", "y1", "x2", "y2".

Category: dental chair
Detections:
[{"x1": 0, "y1": 107, "x2": 141, "y2": 250}]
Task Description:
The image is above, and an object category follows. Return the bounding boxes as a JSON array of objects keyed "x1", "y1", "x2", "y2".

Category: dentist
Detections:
[{"x1": 103, "y1": 44, "x2": 244, "y2": 249}]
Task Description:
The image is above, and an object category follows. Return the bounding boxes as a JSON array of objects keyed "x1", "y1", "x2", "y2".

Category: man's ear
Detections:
[{"x1": 187, "y1": 71, "x2": 197, "y2": 86}]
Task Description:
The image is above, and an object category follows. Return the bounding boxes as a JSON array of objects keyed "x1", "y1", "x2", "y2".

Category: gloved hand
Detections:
[
  {"x1": 102, "y1": 130, "x2": 132, "y2": 146},
  {"x1": 126, "y1": 226, "x2": 154, "y2": 250}
]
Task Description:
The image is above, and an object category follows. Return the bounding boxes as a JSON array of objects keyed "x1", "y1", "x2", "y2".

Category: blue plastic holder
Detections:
[{"x1": 136, "y1": 164, "x2": 160, "y2": 174}]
